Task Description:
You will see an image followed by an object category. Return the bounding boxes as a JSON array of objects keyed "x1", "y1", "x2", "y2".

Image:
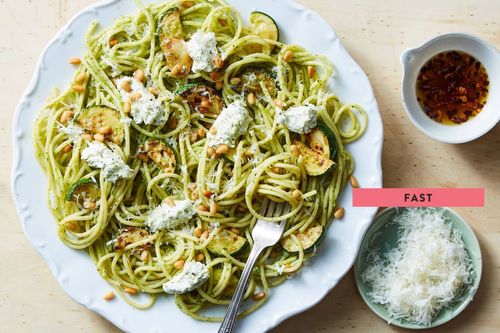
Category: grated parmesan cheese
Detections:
[{"x1": 361, "y1": 208, "x2": 473, "y2": 325}]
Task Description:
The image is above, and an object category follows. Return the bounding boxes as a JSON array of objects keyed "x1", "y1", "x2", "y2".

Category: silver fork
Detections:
[{"x1": 219, "y1": 198, "x2": 289, "y2": 333}]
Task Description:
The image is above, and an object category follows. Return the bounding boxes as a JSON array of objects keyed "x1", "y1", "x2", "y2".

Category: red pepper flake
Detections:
[{"x1": 416, "y1": 51, "x2": 489, "y2": 125}]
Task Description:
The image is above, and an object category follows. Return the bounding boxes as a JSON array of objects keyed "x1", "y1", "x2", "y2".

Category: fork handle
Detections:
[{"x1": 219, "y1": 243, "x2": 264, "y2": 333}]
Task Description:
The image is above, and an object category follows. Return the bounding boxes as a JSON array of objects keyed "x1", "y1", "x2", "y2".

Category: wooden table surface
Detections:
[{"x1": 1, "y1": 0, "x2": 499, "y2": 332}]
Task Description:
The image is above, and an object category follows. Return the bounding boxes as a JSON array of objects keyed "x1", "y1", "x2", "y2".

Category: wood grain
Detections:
[{"x1": 1, "y1": 1, "x2": 498, "y2": 332}]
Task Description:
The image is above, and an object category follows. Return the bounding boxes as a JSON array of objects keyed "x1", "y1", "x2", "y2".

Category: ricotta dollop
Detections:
[
  {"x1": 276, "y1": 104, "x2": 318, "y2": 134},
  {"x1": 185, "y1": 31, "x2": 219, "y2": 73},
  {"x1": 163, "y1": 261, "x2": 210, "y2": 294},
  {"x1": 145, "y1": 200, "x2": 195, "y2": 232},
  {"x1": 207, "y1": 100, "x2": 250, "y2": 148},
  {"x1": 116, "y1": 77, "x2": 164, "y2": 125},
  {"x1": 81, "y1": 141, "x2": 133, "y2": 183}
]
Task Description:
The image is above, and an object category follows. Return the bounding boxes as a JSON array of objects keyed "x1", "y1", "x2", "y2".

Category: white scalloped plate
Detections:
[{"x1": 11, "y1": 0, "x2": 383, "y2": 332}]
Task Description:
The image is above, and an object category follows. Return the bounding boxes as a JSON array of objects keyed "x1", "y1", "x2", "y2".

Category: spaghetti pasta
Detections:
[{"x1": 33, "y1": 0, "x2": 367, "y2": 321}]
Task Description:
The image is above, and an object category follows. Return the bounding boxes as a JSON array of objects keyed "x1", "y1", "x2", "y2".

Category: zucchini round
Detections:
[
  {"x1": 250, "y1": 12, "x2": 279, "y2": 42},
  {"x1": 143, "y1": 140, "x2": 177, "y2": 173},
  {"x1": 66, "y1": 178, "x2": 100, "y2": 204},
  {"x1": 207, "y1": 229, "x2": 247, "y2": 256},
  {"x1": 296, "y1": 141, "x2": 334, "y2": 176},
  {"x1": 315, "y1": 122, "x2": 338, "y2": 161},
  {"x1": 76, "y1": 106, "x2": 124, "y2": 144},
  {"x1": 180, "y1": 85, "x2": 224, "y2": 115},
  {"x1": 280, "y1": 225, "x2": 324, "y2": 253}
]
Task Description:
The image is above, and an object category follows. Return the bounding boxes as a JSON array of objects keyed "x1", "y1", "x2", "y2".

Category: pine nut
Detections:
[
  {"x1": 66, "y1": 222, "x2": 77, "y2": 231},
  {"x1": 60, "y1": 110, "x2": 74, "y2": 124},
  {"x1": 210, "y1": 201, "x2": 218, "y2": 215},
  {"x1": 200, "y1": 230, "x2": 209, "y2": 240},
  {"x1": 214, "y1": 56, "x2": 224, "y2": 69},
  {"x1": 124, "y1": 287, "x2": 138, "y2": 295},
  {"x1": 207, "y1": 147, "x2": 215, "y2": 156},
  {"x1": 209, "y1": 127, "x2": 217, "y2": 135},
  {"x1": 290, "y1": 144, "x2": 299, "y2": 157},
  {"x1": 247, "y1": 92, "x2": 256, "y2": 106},
  {"x1": 215, "y1": 81, "x2": 223, "y2": 90},
  {"x1": 203, "y1": 190, "x2": 213, "y2": 198},
  {"x1": 68, "y1": 57, "x2": 81, "y2": 65},
  {"x1": 72, "y1": 84, "x2": 85, "y2": 93},
  {"x1": 98, "y1": 126, "x2": 112, "y2": 135},
  {"x1": 124, "y1": 101, "x2": 131, "y2": 114},
  {"x1": 140, "y1": 250, "x2": 150, "y2": 262},
  {"x1": 103, "y1": 291, "x2": 115, "y2": 301},
  {"x1": 164, "y1": 197, "x2": 175, "y2": 207},
  {"x1": 216, "y1": 144, "x2": 229, "y2": 155},
  {"x1": 134, "y1": 69, "x2": 145, "y2": 82},
  {"x1": 196, "y1": 253, "x2": 205, "y2": 261},
  {"x1": 148, "y1": 87, "x2": 159, "y2": 96},
  {"x1": 230, "y1": 77, "x2": 241, "y2": 85},
  {"x1": 197, "y1": 127, "x2": 206, "y2": 138},
  {"x1": 82, "y1": 133, "x2": 93, "y2": 141},
  {"x1": 190, "y1": 191, "x2": 199, "y2": 200},
  {"x1": 109, "y1": 38, "x2": 119, "y2": 47},
  {"x1": 199, "y1": 204, "x2": 209, "y2": 212},
  {"x1": 129, "y1": 91, "x2": 142, "y2": 101},
  {"x1": 292, "y1": 189, "x2": 302, "y2": 201},
  {"x1": 83, "y1": 200, "x2": 96, "y2": 210},
  {"x1": 274, "y1": 99, "x2": 286, "y2": 108},
  {"x1": 120, "y1": 80, "x2": 131, "y2": 92},
  {"x1": 230, "y1": 227, "x2": 239, "y2": 235},
  {"x1": 113, "y1": 136, "x2": 122, "y2": 145},
  {"x1": 350, "y1": 175, "x2": 360, "y2": 188},
  {"x1": 307, "y1": 65, "x2": 316, "y2": 78},
  {"x1": 283, "y1": 50, "x2": 293, "y2": 62},
  {"x1": 253, "y1": 292, "x2": 266, "y2": 301},
  {"x1": 181, "y1": 0, "x2": 194, "y2": 8},
  {"x1": 75, "y1": 72, "x2": 86, "y2": 83},
  {"x1": 174, "y1": 260, "x2": 185, "y2": 270},
  {"x1": 334, "y1": 207, "x2": 345, "y2": 219},
  {"x1": 200, "y1": 99, "x2": 212, "y2": 109},
  {"x1": 171, "y1": 64, "x2": 183, "y2": 76},
  {"x1": 190, "y1": 132, "x2": 198, "y2": 143},
  {"x1": 194, "y1": 227, "x2": 203, "y2": 238},
  {"x1": 93, "y1": 133, "x2": 105, "y2": 142},
  {"x1": 63, "y1": 144, "x2": 72, "y2": 153}
]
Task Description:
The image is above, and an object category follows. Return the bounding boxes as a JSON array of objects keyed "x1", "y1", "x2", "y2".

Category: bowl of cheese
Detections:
[{"x1": 354, "y1": 207, "x2": 482, "y2": 329}]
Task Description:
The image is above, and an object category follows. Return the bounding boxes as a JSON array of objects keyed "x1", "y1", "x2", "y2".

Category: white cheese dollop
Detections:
[
  {"x1": 185, "y1": 31, "x2": 219, "y2": 73},
  {"x1": 59, "y1": 123, "x2": 84, "y2": 143},
  {"x1": 145, "y1": 200, "x2": 195, "y2": 232},
  {"x1": 207, "y1": 100, "x2": 250, "y2": 148},
  {"x1": 276, "y1": 104, "x2": 318, "y2": 134},
  {"x1": 116, "y1": 77, "x2": 164, "y2": 125},
  {"x1": 361, "y1": 208, "x2": 473, "y2": 325},
  {"x1": 163, "y1": 261, "x2": 210, "y2": 294},
  {"x1": 81, "y1": 141, "x2": 133, "y2": 183}
]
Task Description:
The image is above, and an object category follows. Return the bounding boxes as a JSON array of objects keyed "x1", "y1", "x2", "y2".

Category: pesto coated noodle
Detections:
[{"x1": 33, "y1": 0, "x2": 367, "y2": 320}]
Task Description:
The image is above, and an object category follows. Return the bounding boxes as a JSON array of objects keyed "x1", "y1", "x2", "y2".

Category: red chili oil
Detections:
[{"x1": 416, "y1": 50, "x2": 489, "y2": 125}]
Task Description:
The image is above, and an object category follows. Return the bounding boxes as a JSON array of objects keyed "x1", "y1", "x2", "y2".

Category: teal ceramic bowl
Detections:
[{"x1": 354, "y1": 207, "x2": 482, "y2": 329}]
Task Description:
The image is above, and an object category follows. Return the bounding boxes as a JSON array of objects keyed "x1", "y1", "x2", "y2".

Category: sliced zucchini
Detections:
[
  {"x1": 250, "y1": 12, "x2": 279, "y2": 42},
  {"x1": 296, "y1": 141, "x2": 334, "y2": 176},
  {"x1": 235, "y1": 68, "x2": 277, "y2": 97},
  {"x1": 160, "y1": 8, "x2": 183, "y2": 40},
  {"x1": 280, "y1": 225, "x2": 324, "y2": 253},
  {"x1": 207, "y1": 229, "x2": 247, "y2": 256},
  {"x1": 213, "y1": 268, "x2": 238, "y2": 298},
  {"x1": 181, "y1": 85, "x2": 224, "y2": 115},
  {"x1": 159, "y1": 8, "x2": 192, "y2": 77},
  {"x1": 313, "y1": 122, "x2": 338, "y2": 160},
  {"x1": 143, "y1": 140, "x2": 177, "y2": 173},
  {"x1": 66, "y1": 178, "x2": 100, "y2": 204},
  {"x1": 307, "y1": 128, "x2": 330, "y2": 158},
  {"x1": 76, "y1": 106, "x2": 124, "y2": 144},
  {"x1": 111, "y1": 227, "x2": 151, "y2": 251}
]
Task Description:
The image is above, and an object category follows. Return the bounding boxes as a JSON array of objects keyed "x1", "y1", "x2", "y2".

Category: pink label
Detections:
[{"x1": 352, "y1": 188, "x2": 484, "y2": 207}]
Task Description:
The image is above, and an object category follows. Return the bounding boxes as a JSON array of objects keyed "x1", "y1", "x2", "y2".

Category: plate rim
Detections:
[{"x1": 10, "y1": 0, "x2": 384, "y2": 332}]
